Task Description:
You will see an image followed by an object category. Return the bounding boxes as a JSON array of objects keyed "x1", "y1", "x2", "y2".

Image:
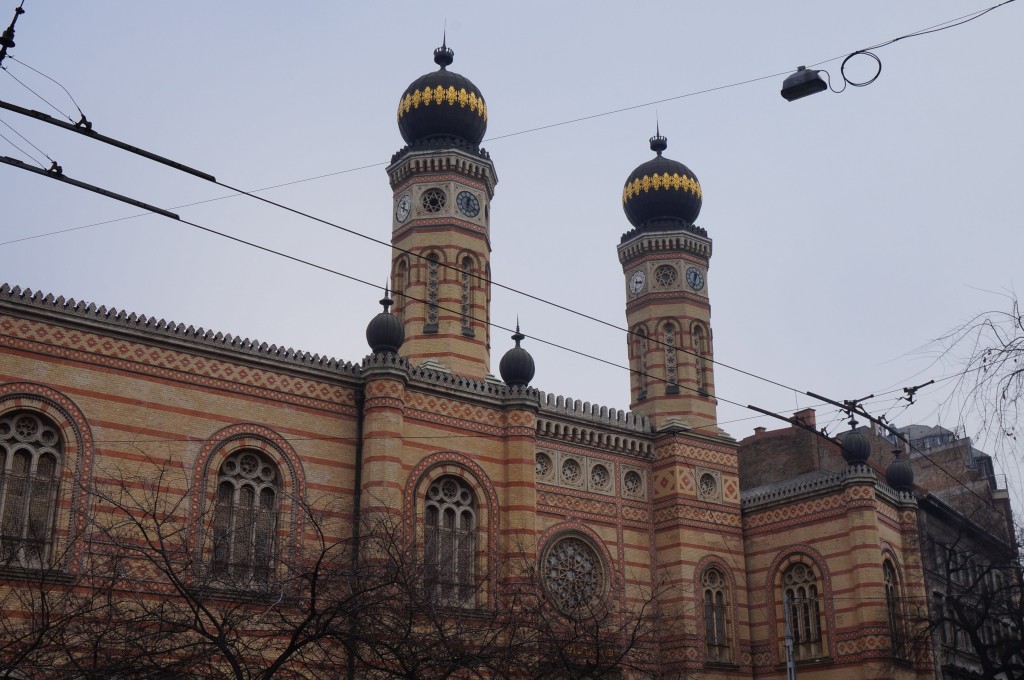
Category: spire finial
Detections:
[
  {"x1": 512, "y1": 318, "x2": 525, "y2": 347},
  {"x1": 434, "y1": 26, "x2": 454, "y2": 69},
  {"x1": 649, "y1": 118, "x2": 667, "y2": 156},
  {"x1": 379, "y1": 282, "x2": 394, "y2": 312}
]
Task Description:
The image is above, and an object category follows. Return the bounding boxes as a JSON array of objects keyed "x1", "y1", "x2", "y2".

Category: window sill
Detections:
[{"x1": 0, "y1": 564, "x2": 74, "y2": 584}]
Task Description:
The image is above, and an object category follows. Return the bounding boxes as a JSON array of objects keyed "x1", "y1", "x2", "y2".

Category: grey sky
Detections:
[{"x1": 1, "y1": 1, "x2": 1021, "y2": 511}]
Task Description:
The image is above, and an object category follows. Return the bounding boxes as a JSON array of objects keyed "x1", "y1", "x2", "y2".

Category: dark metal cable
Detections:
[
  {"x1": 0, "y1": 127, "x2": 41, "y2": 166},
  {"x1": 0, "y1": 114, "x2": 50, "y2": 161},
  {"x1": 7, "y1": 55, "x2": 87, "y2": 121},
  {"x1": 1, "y1": 64, "x2": 74, "y2": 122}
]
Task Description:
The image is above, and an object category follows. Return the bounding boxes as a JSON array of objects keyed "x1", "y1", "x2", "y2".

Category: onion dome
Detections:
[
  {"x1": 499, "y1": 325, "x2": 535, "y2": 388},
  {"x1": 622, "y1": 128, "x2": 702, "y2": 230},
  {"x1": 838, "y1": 429, "x2": 871, "y2": 465},
  {"x1": 886, "y1": 450, "x2": 914, "y2": 491},
  {"x1": 366, "y1": 291, "x2": 404, "y2": 354},
  {"x1": 396, "y1": 40, "x2": 487, "y2": 147}
]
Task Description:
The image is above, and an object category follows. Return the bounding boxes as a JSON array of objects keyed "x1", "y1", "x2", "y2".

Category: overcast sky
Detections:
[{"x1": 1, "y1": 2, "x2": 1021, "y2": 512}]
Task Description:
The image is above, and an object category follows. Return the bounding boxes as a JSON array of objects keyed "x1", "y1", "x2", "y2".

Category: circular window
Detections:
[
  {"x1": 623, "y1": 470, "x2": 643, "y2": 496},
  {"x1": 591, "y1": 464, "x2": 611, "y2": 490},
  {"x1": 421, "y1": 188, "x2": 447, "y2": 213},
  {"x1": 536, "y1": 452, "x2": 552, "y2": 478},
  {"x1": 561, "y1": 458, "x2": 582, "y2": 485},
  {"x1": 654, "y1": 265, "x2": 678, "y2": 287},
  {"x1": 699, "y1": 472, "x2": 717, "y2": 498},
  {"x1": 15, "y1": 415, "x2": 39, "y2": 440},
  {"x1": 543, "y1": 535, "x2": 606, "y2": 615}
]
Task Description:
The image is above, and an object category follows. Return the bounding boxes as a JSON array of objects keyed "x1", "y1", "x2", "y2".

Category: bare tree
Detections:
[
  {"x1": 928, "y1": 290, "x2": 1024, "y2": 458},
  {"x1": 915, "y1": 503, "x2": 1024, "y2": 680}
]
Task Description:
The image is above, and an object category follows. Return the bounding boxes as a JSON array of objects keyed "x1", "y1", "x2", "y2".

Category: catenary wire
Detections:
[
  {"x1": 0, "y1": 2, "x2": 1015, "y2": 403},
  {"x1": 1, "y1": 63, "x2": 74, "y2": 122},
  {"x1": 0, "y1": 114, "x2": 50, "y2": 162},
  {"x1": 6, "y1": 55, "x2": 86, "y2": 120},
  {"x1": 0, "y1": 126, "x2": 42, "y2": 166}
]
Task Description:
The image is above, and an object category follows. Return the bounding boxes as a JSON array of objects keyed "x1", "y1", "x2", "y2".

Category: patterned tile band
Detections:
[
  {"x1": 622, "y1": 173, "x2": 702, "y2": 204},
  {"x1": 397, "y1": 86, "x2": 488, "y2": 122}
]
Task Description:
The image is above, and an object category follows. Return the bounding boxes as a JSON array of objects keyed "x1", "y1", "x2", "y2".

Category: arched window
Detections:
[
  {"x1": 664, "y1": 323, "x2": 679, "y2": 394},
  {"x1": 0, "y1": 412, "x2": 61, "y2": 568},
  {"x1": 884, "y1": 560, "x2": 904, "y2": 656},
  {"x1": 393, "y1": 258, "x2": 410, "y2": 322},
  {"x1": 212, "y1": 450, "x2": 279, "y2": 583},
  {"x1": 783, "y1": 563, "x2": 823, "y2": 659},
  {"x1": 702, "y1": 567, "x2": 731, "y2": 662},
  {"x1": 633, "y1": 328, "x2": 649, "y2": 398},
  {"x1": 425, "y1": 253, "x2": 440, "y2": 330},
  {"x1": 692, "y1": 323, "x2": 709, "y2": 394},
  {"x1": 424, "y1": 477, "x2": 476, "y2": 604},
  {"x1": 460, "y1": 256, "x2": 474, "y2": 336}
]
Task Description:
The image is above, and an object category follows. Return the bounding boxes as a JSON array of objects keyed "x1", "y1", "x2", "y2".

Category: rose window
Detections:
[
  {"x1": 655, "y1": 265, "x2": 678, "y2": 287},
  {"x1": 543, "y1": 536, "x2": 606, "y2": 614},
  {"x1": 561, "y1": 458, "x2": 582, "y2": 485},
  {"x1": 623, "y1": 470, "x2": 643, "y2": 496},
  {"x1": 591, "y1": 464, "x2": 611, "y2": 490},
  {"x1": 421, "y1": 188, "x2": 447, "y2": 213},
  {"x1": 535, "y1": 452, "x2": 552, "y2": 478},
  {"x1": 699, "y1": 472, "x2": 717, "y2": 498}
]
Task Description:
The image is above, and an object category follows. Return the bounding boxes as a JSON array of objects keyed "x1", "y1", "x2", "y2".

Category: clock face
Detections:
[
  {"x1": 629, "y1": 269, "x2": 647, "y2": 295},
  {"x1": 686, "y1": 266, "x2": 705, "y2": 291},
  {"x1": 456, "y1": 190, "x2": 480, "y2": 218},
  {"x1": 395, "y1": 194, "x2": 412, "y2": 222}
]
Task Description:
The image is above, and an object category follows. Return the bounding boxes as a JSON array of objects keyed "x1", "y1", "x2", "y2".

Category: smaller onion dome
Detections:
[
  {"x1": 622, "y1": 128, "x2": 702, "y2": 230},
  {"x1": 886, "y1": 450, "x2": 914, "y2": 491},
  {"x1": 499, "y1": 325, "x2": 535, "y2": 388},
  {"x1": 396, "y1": 40, "x2": 487, "y2": 147},
  {"x1": 366, "y1": 291, "x2": 404, "y2": 354},
  {"x1": 839, "y1": 429, "x2": 871, "y2": 465}
]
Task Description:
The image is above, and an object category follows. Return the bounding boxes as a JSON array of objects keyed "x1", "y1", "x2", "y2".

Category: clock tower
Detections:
[
  {"x1": 386, "y1": 42, "x2": 496, "y2": 379},
  {"x1": 618, "y1": 131, "x2": 719, "y2": 434}
]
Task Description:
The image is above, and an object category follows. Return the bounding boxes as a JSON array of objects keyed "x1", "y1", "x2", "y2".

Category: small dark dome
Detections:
[
  {"x1": 886, "y1": 454, "x2": 914, "y2": 491},
  {"x1": 839, "y1": 429, "x2": 871, "y2": 465},
  {"x1": 622, "y1": 131, "x2": 702, "y2": 230},
  {"x1": 499, "y1": 326, "x2": 535, "y2": 388},
  {"x1": 397, "y1": 42, "x2": 487, "y2": 147},
  {"x1": 366, "y1": 293, "x2": 404, "y2": 354}
]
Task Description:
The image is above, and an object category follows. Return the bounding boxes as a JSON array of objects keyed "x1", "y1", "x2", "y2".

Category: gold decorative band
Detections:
[
  {"x1": 397, "y1": 86, "x2": 488, "y2": 122},
  {"x1": 622, "y1": 173, "x2": 702, "y2": 203}
]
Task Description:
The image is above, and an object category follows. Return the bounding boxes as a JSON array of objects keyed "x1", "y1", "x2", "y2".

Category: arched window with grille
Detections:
[
  {"x1": 424, "y1": 476, "x2": 476, "y2": 604},
  {"x1": 212, "y1": 450, "x2": 279, "y2": 583},
  {"x1": 634, "y1": 328, "x2": 649, "y2": 398},
  {"x1": 884, "y1": 560, "x2": 904, "y2": 656},
  {"x1": 663, "y1": 323, "x2": 679, "y2": 394},
  {"x1": 393, "y1": 258, "x2": 410, "y2": 322},
  {"x1": 783, "y1": 563, "x2": 823, "y2": 659},
  {"x1": 702, "y1": 566, "x2": 731, "y2": 662},
  {"x1": 692, "y1": 323, "x2": 709, "y2": 394},
  {"x1": 460, "y1": 256, "x2": 474, "y2": 337},
  {"x1": 0, "y1": 412, "x2": 61, "y2": 569},
  {"x1": 425, "y1": 253, "x2": 440, "y2": 331}
]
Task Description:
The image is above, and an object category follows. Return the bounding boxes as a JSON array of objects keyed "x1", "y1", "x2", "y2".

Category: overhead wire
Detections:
[
  {"x1": 0, "y1": 123, "x2": 41, "y2": 166},
  {"x1": 0, "y1": 113, "x2": 49, "y2": 161},
  {"x1": 0, "y1": 2, "x2": 1019, "y2": 522},
  {"x1": 1, "y1": 62, "x2": 73, "y2": 122}
]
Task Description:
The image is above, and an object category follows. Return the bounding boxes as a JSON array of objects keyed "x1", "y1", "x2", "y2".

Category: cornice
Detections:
[
  {"x1": 387, "y1": 147, "x2": 497, "y2": 196},
  {"x1": 617, "y1": 227, "x2": 712, "y2": 263}
]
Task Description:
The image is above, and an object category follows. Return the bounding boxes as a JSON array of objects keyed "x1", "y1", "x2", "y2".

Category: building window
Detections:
[
  {"x1": 664, "y1": 323, "x2": 678, "y2": 394},
  {"x1": 212, "y1": 450, "x2": 279, "y2": 583},
  {"x1": 633, "y1": 328, "x2": 649, "y2": 398},
  {"x1": 460, "y1": 257, "x2": 474, "y2": 336},
  {"x1": 426, "y1": 254, "x2": 440, "y2": 330},
  {"x1": 424, "y1": 477, "x2": 476, "y2": 604},
  {"x1": 702, "y1": 567, "x2": 731, "y2": 662},
  {"x1": 884, "y1": 560, "x2": 904, "y2": 656},
  {"x1": 783, "y1": 563, "x2": 823, "y2": 659},
  {"x1": 0, "y1": 412, "x2": 61, "y2": 569},
  {"x1": 692, "y1": 323, "x2": 709, "y2": 394},
  {"x1": 542, "y1": 534, "x2": 606, "y2": 615},
  {"x1": 393, "y1": 258, "x2": 409, "y2": 322}
]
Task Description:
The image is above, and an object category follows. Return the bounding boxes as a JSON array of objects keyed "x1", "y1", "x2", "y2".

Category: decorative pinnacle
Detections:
[
  {"x1": 649, "y1": 122, "x2": 668, "y2": 156},
  {"x1": 379, "y1": 284, "x2": 394, "y2": 313},
  {"x1": 434, "y1": 30, "x2": 454, "y2": 70},
  {"x1": 512, "y1": 319, "x2": 524, "y2": 347}
]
